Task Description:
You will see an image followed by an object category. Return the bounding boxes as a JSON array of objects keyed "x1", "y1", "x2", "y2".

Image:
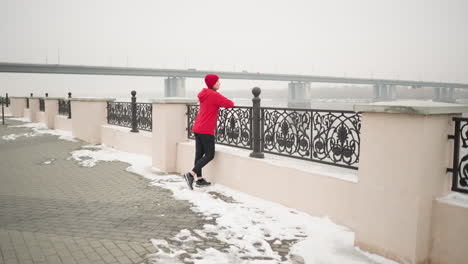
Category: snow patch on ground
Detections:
[
  {"x1": 2, "y1": 132, "x2": 37, "y2": 140},
  {"x1": 42, "y1": 159, "x2": 55, "y2": 165},
  {"x1": 6, "y1": 121, "x2": 76, "y2": 142},
  {"x1": 8, "y1": 117, "x2": 30, "y2": 122},
  {"x1": 68, "y1": 145, "x2": 397, "y2": 264},
  {"x1": 437, "y1": 192, "x2": 468, "y2": 209}
]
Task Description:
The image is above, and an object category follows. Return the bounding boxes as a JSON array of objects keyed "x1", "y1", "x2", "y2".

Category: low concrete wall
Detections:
[
  {"x1": 176, "y1": 141, "x2": 359, "y2": 227},
  {"x1": 44, "y1": 98, "x2": 60, "y2": 129},
  {"x1": 28, "y1": 98, "x2": 39, "y2": 122},
  {"x1": 23, "y1": 109, "x2": 31, "y2": 121},
  {"x1": 36, "y1": 112, "x2": 46, "y2": 124},
  {"x1": 9, "y1": 97, "x2": 25, "y2": 117},
  {"x1": 71, "y1": 98, "x2": 114, "y2": 144},
  {"x1": 101, "y1": 125, "x2": 152, "y2": 156},
  {"x1": 54, "y1": 115, "x2": 72, "y2": 132},
  {"x1": 430, "y1": 199, "x2": 468, "y2": 264}
]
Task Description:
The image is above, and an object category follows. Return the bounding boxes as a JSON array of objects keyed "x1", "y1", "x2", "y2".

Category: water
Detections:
[{"x1": 116, "y1": 96, "x2": 468, "y2": 115}]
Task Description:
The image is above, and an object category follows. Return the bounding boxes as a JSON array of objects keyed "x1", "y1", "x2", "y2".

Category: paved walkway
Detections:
[{"x1": 0, "y1": 120, "x2": 216, "y2": 264}]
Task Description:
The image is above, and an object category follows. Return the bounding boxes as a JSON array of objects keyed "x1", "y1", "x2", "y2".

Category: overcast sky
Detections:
[{"x1": 0, "y1": 0, "x2": 467, "y2": 98}]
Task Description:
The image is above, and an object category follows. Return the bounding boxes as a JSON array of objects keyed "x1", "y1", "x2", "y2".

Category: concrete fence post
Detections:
[
  {"x1": 151, "y1": 98, "x2": 197, "y2": 172},
  {"x1": 27, "y1": 97, "x2": 39, "y2": 122},
  {"x1": 70, "y1": 98, "x2": 115, "y2": 144},
  {"x1": 352, "y1": 100, "x2": 468, "y2": 263},
  {"x1": 43, "y1": 97, "x2": 61, "y2": 129},
  {"x1": 9, "y1": 97, "x2": 26, "y2": 117}
]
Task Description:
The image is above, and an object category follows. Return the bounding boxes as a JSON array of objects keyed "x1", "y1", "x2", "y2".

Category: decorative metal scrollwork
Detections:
[
  {"x1": 187, "y1": 104, "x2": 361, "y2": 170},
  {"x1": 135, "y1": 103, "x2": 152, "y2": 131},
  {"x1": 39, "y1": 98, "x2": 45, "y2": 112},
  {"x1": 107, "y1": 102, "x2": 152, "y2": 131},
  {"x1": 216, "y1": 107, "x2": 252, "y2": 149},
  {"x1": 263, "y1": 108, "x2": 312, "y2": 158},
  {"x1": 311, "y1": 111, "x2": 361, "y2": 168},
  {"x1": 58, "y1": 99, "x2": 69, "y2": 116},
  {"x1": 262, "y1": 107, "x2": 360, "y2": 169},
  {"x1": 187, "y1": 105, "x2": 199, "y2": 139},
  {"x1": 107, "y1": 102, "x2": 132, "y2": 129},
  {"x1": 456, "y1": 119, "x2": 468, "y2": 192}
]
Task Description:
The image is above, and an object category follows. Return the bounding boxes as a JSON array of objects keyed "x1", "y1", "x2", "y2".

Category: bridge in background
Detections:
[{"x1": 1, "y1": 62, "x2": 466, "y2": 106}]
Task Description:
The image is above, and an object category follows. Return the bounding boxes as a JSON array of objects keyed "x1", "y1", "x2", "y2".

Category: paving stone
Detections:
[{"x1": 0, "y1": 120, "x2": 237, "y2": 264}]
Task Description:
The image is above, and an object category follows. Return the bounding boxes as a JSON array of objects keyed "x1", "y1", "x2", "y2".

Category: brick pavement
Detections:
[{"x1": 0, "y1": 120, "x2": 217, "y2": 264}]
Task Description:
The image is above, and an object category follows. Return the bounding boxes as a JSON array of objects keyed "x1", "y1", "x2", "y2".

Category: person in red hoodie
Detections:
[{"x1": 184, "y1": 74, "x2": 234, "y2": 190}]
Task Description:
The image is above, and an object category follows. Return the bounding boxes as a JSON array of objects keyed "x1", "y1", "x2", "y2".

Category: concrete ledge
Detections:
[
  {"x1": 101, "y1": 125, "x2": 152, "y2": 156},
  {"x1": 36, "y1": 112, "x2": 46, "y2": 123},
  {"x1": 151, "y1": 97, "x2": 198, "y2": 104},
  {"x1": 176, "y1": 140, "x2": 358, "y2": 227},
  {"x1": 23, "y1": 108, "x2": 31, "y2": 121},
  {"x1": 430, "y1": 193, "x2": 468, "y2": 264},
  {"x1": 354, "y1": 100, "x2": 468, "y2": 115},
  {"x1": 55, "y1": 115, "x2": 72, "y2": 132},
  {"x1": 70, "y1": 97, "x2": 116, "y2": 102}
]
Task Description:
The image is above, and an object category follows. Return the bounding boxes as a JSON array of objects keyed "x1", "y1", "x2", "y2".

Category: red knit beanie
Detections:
[{"x1": 204, "y1": 74, "x2": 219, "y2": 89}]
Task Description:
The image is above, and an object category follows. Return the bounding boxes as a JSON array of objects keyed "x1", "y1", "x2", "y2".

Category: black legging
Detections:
[{"x1": 192, "y1": 133, "x2": 215, "y2": 177}]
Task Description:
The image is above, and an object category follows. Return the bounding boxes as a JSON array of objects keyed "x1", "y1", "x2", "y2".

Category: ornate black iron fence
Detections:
[
  {"x1": 58, "y1": 99, "x2": 70, "y2": 116},
  {"x1": 187, "y1": 102, "x2": 361, "y2": 170},
  {"x1": 107, "y1": 102, "x2": 153, "y2": 132},
  {"x1": 107, "y1": 91, "x2": 152, "y2": 132},
  {"x1": 39, "y1": 98, "x2": 45, "y2": 112},
  {"x1": 262, "y1": 107, "x2": 361, "y2": 169},
  {"x1": 448, "y1": 117, "x2": 468, "y2": 194},
  {"x1": 108, "y1": 102, "x2": 132, "y2": 128},
  {"x1": 187, "y1": 105, "x2": 253, "y2": 150}
]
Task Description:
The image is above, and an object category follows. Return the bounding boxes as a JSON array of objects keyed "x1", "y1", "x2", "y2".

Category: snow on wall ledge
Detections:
[{"x1": 176, "y1": 140, "x2": 359, "y2": 228}]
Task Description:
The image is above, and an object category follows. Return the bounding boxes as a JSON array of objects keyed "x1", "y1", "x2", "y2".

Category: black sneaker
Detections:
[
  {"x1": 184, "y1": 173, "x2": 194, "y2": 190},
  {"x1": 195, "y1": 178, "x2": 212, "y2": 187}
]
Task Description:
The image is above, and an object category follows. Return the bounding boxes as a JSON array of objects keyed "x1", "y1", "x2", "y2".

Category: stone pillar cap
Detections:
[
  {"x1": 151, "y1": 97, "x2": 198, "y2": 104},
  {"x1": 354, "y1": 100, "x2": 468, "y2": 115}
]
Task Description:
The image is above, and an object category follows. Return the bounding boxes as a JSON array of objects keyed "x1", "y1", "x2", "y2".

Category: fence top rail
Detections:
[
  {"x1": 109, "y1": 101, "x2": 152, "y2": 104},
  {"x1": 453, "y1": 117, "x2": 468, "y2": 122},
  {"x1": 188, "y1": 104, "x2": 253, "y2": 110},
  {"x1": 44, "y1": 97, "x2": 69, "y2": 100},
  {"x1": 109, "y1": 101, "x2": 132, "y2": 104},
  {"x1": 188, "y1": 104, "x2": 359, "y2": 114},
  {"x1": 260, "y1": 106, "x2": 358, "y2": 114}
]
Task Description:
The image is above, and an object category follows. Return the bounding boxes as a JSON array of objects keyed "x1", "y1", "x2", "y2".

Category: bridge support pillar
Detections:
[
  {"x1": 164, "y1": 77, "x2": 186, "y2": 97},
  {"x1": 433, "y1": 88, "x2": 455, "y2": 103},
  {"x1": 287, "y1": 81, "x2": 311, "y2": 108},
  {"x1": 373, "y1": 84, "x2": 396, "y2": 102}
]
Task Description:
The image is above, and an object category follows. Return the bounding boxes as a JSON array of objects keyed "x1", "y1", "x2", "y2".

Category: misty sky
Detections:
[{"x1": 0, "y1": 0, "x2": 467, "y2": 98}]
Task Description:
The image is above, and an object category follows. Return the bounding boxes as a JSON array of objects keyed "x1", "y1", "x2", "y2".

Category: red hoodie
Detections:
[{"x1": 192, "y1": 88, "x2": 234, "y2": 135}]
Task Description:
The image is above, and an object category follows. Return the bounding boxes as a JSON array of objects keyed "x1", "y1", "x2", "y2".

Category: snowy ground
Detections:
[
  {"x1": 3, "y1": 117, "x2": 75, "y2": 142},
  {"x1": 3, "y1": 117, "x2": 398, "y2": 264}
]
